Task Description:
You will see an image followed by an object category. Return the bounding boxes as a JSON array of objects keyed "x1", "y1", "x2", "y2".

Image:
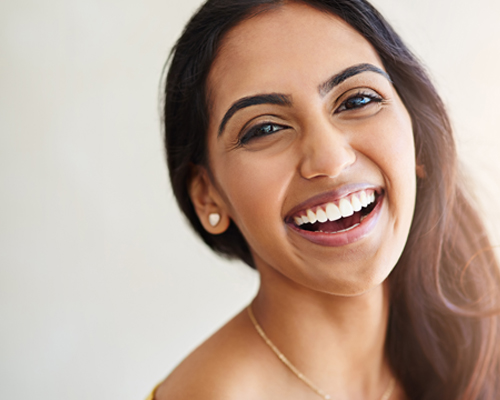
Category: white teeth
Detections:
[
  {"x1": 325, "y1": 203, "x2": 341, "y2": 221},
  {"x1": 351, "y1": 195, "x2": 362, "y2": 212},
  {"x1": 306, "y1": 209, "x2": 317, "y2": 224},
  {"x1": 339, "y1": 198, "x2": 354, "y2": 217},
  {"x1": 292, "y1": 190, "x2": 378, "y2": 227},
  {"x1": 359, "y1": 191, "x2": 368, "y2": 207},
  {"x1": 316, "y1": 208, "x2": 328, "y2": 223}
]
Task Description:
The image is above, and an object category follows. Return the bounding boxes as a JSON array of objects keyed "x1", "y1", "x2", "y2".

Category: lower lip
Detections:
[{"x1": 287, "y1": 194, "x2": 384, "y2": 247}]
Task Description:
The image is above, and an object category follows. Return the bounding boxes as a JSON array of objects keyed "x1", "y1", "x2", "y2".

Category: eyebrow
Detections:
[
  {"x1": 218, "y1": 93, "x2": 292, "y2": 137},
  {"x1": 318, "y1": 63, "x2": 391, "y2": 96},
  {"x1": 217, "y1": 63, "x2": 391, "y2": 137}
]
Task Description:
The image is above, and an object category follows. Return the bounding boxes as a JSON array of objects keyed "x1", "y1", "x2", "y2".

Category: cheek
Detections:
[
  {"x1": 215, "y1": 151, "x2": 294, "y2": 233},
  {"x1": 355, "y1": 105, "x2": 416, "y2": 234},
  {"x1": 380, "y1": 107, "x2": 417, "y2": 238},
  {"x1": 361, "y1": 105, "x2": 415, "y2": 182}
]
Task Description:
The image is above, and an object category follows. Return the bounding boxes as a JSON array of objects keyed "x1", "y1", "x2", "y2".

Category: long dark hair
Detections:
[{"x1": 162, "y1": 0, "x2": 500, "y2": 398}]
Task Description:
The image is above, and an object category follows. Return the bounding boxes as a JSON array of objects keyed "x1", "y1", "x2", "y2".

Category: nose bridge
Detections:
[{"x1": 298, "y1": 113, "x2": 356, "y2": 180}]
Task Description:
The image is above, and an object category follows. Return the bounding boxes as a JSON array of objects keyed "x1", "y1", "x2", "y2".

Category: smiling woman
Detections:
[{"x1": 152, "y1": 1, "x2": 500, "y2": 399}]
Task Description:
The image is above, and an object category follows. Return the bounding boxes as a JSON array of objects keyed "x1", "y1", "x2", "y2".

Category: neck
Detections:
[{"x1": 252, "y1": 261, "x2": 392, "y2": 399}]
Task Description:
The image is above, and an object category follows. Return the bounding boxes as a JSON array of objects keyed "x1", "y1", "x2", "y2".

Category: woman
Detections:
[{"x1": 151, "y1": 0, "x2": 500, "y2": 399}]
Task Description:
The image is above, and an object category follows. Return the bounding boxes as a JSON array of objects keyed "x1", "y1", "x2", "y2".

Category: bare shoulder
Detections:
[{"x1": 154, "y1": 308, "x2": 277, "y2": 400}]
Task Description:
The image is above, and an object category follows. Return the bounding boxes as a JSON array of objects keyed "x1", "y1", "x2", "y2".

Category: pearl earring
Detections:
[{"x1": 209, "y1": 213, "x2": 220, "y2": 227}]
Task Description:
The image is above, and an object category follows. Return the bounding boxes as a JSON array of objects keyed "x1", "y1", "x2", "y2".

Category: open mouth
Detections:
[{"x1": 288, "y1": 189, "x2": 381, "y2": 234}]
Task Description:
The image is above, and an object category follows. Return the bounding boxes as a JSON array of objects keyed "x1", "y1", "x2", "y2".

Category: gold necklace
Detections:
[{"x1": 247, "y1": 305, "x2": 396, "y2": 400}]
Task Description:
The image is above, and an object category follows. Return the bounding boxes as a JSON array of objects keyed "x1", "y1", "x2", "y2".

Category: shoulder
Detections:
[{"x1": 154, "y1": 308, "x2": 278, "y2": 400}]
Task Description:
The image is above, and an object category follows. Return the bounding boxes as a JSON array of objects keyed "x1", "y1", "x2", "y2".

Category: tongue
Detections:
[{"x1": 311, "y1": 212, "x2": 362, "y2": 233}]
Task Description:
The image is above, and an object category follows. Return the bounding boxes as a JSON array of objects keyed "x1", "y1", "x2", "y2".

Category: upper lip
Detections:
[{"x1": 284, "y1": 183, "x2": 383, "y2": 221}]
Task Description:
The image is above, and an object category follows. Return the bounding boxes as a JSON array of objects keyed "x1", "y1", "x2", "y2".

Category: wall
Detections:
[{"x1": 1, "y1": 0, "x2": 499, "y2": 398}]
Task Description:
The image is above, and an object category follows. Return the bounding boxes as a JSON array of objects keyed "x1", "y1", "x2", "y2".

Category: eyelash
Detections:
[
  {"x1": 239, "y1": 122, "x2": 286, "y2": 145},
  {"x1": 335, "y1": 90, "x2": 383, "y2": 113},
  {"x1": 238, "y1": 90, "x2": 383, "y2": 145}
]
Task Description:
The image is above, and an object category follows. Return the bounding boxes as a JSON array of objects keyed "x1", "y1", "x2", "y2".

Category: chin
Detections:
[{"x1": 301, "y1": 253, "x2": 398, "y2": 297}]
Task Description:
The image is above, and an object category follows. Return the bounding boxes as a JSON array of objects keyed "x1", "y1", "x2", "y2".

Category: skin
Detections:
[{"x1": 157, "y1": 3, "x2": 415, "y2": 399}]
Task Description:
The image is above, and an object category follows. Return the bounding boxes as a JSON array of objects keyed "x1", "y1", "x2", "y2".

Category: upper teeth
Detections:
[{"x1": 293, "y1": 190, "x2": 376, "y2": 226}]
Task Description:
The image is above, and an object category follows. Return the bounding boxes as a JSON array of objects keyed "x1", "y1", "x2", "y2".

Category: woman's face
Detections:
[{"x1": 204, "y1": 3, "x2": 416, "y2": 295}]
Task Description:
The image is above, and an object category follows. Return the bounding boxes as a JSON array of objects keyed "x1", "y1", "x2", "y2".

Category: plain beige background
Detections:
[{"x1": 1, "y1": 0, "x2": 499, "y2": 399}]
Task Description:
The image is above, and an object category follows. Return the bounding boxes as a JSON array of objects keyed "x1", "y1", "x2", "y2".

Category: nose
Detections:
[{"x1": 298, "y1": 116, "x2": 356, "y2": 180}]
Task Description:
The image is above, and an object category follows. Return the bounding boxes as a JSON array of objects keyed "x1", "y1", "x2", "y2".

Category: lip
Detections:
[{"x1": 286, "y1": 192, "x2": 384, "y2": 247}]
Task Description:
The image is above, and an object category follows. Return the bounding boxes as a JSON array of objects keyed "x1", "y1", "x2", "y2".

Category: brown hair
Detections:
[{"x1": 162, "y1": 0, "x2": 500, "y2": 397}]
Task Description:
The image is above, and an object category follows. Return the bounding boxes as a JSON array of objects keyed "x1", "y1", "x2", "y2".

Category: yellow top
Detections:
[{"x1": 145, "y1": 383, "x2": 160, "y2": 400}]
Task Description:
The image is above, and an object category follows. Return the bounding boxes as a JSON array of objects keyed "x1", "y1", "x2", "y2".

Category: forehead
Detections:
[{"x1": 207, "y1": 2, "x2": 384, "y2": 125}]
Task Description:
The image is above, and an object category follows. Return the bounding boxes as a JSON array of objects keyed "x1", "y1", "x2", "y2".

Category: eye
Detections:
[
  {"x1": 335, "y1": 91, "x2": 383, "y2": 114},
  {"x1": 239, "y1": 122, "x2": 288, "y2": 145}
]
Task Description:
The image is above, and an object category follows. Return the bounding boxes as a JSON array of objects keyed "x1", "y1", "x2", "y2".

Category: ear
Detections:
[{"x1": 188, "y1": 165, "x2": 231, "y2": 235}]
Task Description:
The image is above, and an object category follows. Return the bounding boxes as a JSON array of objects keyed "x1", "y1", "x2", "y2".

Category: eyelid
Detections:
[
  {"x1": 335, "y1": 86, "x2": 381, "y2": 102},
  {"x1": 330, "y1": 72, "x2": 391, "y2": 97}
]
